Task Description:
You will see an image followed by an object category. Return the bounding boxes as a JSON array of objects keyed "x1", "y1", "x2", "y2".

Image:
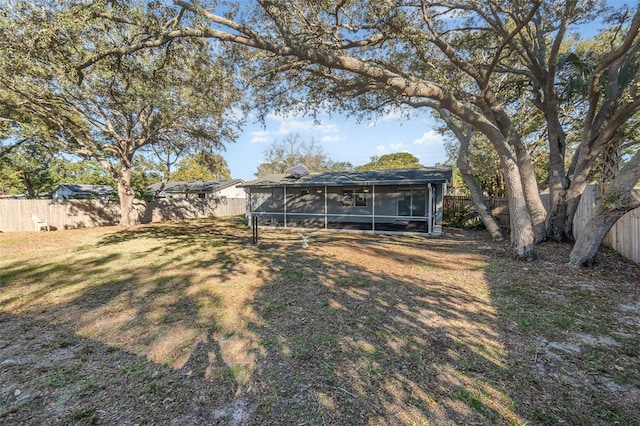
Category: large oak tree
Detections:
[{"x1": 0, "y1": 1, "x2": 243, "y2": 226}]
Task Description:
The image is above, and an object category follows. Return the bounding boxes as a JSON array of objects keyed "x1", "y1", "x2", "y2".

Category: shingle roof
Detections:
[
  {"x1": 57, "y1": 184, "x2": 115, "y2": 195},
  {"x1": 240, "y1": 167, "x2": 452, "y2": 188},
  {"x1": 146, "y1": 179, "x2": 244, "y2": 194}
]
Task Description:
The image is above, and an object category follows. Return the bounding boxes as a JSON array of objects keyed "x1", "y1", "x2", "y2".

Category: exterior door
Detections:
[{"x1": 398, "y1": 189, "x2": 426, "y2": 217}]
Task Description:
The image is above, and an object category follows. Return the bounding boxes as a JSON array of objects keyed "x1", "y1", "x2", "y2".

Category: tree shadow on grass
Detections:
[
  {"x1": 2, "y1": 219, "x2": 515, "y2": 424},
  {"x1": 0, "y1": 219, "x2": 251, "y2": 407},
  {"x1": 242, "y1": 229, "x2": 521, "y2": 424},
  {"x1": 0, "y1": 311, "x2": 247, "y2": 425},
  {"x1": 0, "y1": 256, "x2": 252, "y2": 424},
  {"x1": 243, "y1": 230, "x2": 640, "y2": 424},
  {"x1": 4, "y1": 218, "x2": 637, "y2": 424},
  {"x1": 97, "y1": 215, "x2": 250, "y2": 248}
]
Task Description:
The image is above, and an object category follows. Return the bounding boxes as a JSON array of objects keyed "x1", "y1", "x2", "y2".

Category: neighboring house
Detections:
[
  {"x1": 51, "y1": 184, "x2": 115, "y2": 200},
  {"x1": 147, "y1": 179, "x2": 246, "y2": 199},
  {"x1": 241, "y1": 167, "x2": 452, "y2": 235}
]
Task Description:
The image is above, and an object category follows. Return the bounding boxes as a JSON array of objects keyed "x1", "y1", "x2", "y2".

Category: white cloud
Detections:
[
  {"x1": 278, "y1": 119, "x2": 338, "y2": 135},
  {"x1": 412, "y1": 130, "x2": 442, "y2": 146},
  {"x1": 366, "y1": 106, "x2": 415, "y2": 127},
  {"x1": 249, "y1": 130, "x2": 271, "y2": 144},
  {"x1": 249, "y1": 113, "x2": 340, "y2": 143},
  {"x1": 389, "y1": 142, "x2": 408, "y2": 151},
  {"x1": 320, "y1": 135, "x2": 341, "y2": 143},
  {"x1": 374, "y1": 143, "x2": 410, "y2": 155},
  {"x1": 265, "y1": 112, "x2": 338, "y2": 133},
  {"x1": 375, "y1": 145, "x2": 388, "y2": 154}
]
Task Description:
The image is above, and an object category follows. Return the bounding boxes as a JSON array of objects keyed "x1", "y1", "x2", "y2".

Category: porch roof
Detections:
[{"x1": 240, "y1": 167, "x2": 452, "y2": 189}]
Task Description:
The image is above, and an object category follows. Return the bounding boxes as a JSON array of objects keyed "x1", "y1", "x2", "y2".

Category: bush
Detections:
[{"x1": 443, "y1": 206, "x2": 486, "y2": 229}]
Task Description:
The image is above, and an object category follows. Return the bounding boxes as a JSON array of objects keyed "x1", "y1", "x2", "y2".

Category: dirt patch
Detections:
[{"x1": 1, "y1": 218, "x2": 639, "y2": 425}]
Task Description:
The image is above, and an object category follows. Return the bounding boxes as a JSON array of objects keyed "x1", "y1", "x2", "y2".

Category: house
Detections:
[
  {"x1": 51, "y1": 184, "x2": 115, "y2": 200},
  {"x1": 241, "y1": 167, "x2": 452, "y2": 235},
  {"x1": 146, "y1": 179, "x2": 246, "y2": 199}
]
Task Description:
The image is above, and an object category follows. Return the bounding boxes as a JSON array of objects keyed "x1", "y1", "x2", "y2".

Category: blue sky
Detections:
[{"x1": 224, "y1": 111, "x2": 450, "y2": 181}]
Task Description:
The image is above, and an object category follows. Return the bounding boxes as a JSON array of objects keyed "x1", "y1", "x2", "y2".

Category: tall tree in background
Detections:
[
  {"x1": 51, "y1": 159, "x2": 115, "y2": 187},
  {"x1": 129, "y1": 156, "x2": 164, "y2": 199},
  {"x1": 356, "y1": 153, "x2": 422, "y2": 171},
  {"x1": 256, "y1": 134, "x2": 351, "y2": 177},
  {"x1": 171, "y1": 152, "x2": 231, "y2": 181},
  {"x1": 0, "y1": 141, "x2": 59, "y2": 197},
  {"x1": 0, "y1": 1, "x2": 243, "y2": 226}
]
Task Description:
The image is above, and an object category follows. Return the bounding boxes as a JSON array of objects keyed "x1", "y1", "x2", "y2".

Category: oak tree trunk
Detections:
[
  {"x1": 456, "y1": 136, "x2": 504, "y2": 241},
  {"x1": 569, "y1": 150, "x2": 640, "y2": 267},
  {"x1": 568, "y1": 206, "x2": 624, "y2": 267},
  {"x1": 511, "y1": 137, "x2": 547, "y2": 243},
  {"x1": 116, "y1": 166, "x2": 139, "y2": 227},
  {"x1": 501, "y1": 156, "x2": 536, "y2": 260},
  {"x1": 547, "y1": 144, "x2": 600, "y2": 242},
  {"x1": 545, "y1": 112, "x2": 569, "y2": 242}
]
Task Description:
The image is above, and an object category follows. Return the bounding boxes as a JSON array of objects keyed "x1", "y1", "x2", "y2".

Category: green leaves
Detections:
[
  {"x1": 356, "y1": 152, "x2": 422, "y2": 171},
  {"x1": 171, "y1": 152, "x2": 231, "y2": 181}
]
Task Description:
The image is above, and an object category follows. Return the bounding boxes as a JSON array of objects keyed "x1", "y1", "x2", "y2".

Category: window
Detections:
[
  {"x1": 342, "y1": 189, "x2": 367, "y2": 207},
  {"x1": 398, "y1": 189, "x2": 426, "y2": 216}
]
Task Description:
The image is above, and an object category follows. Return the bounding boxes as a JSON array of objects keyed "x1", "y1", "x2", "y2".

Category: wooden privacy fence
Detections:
[
  {"x1": 0, "y1": 198, "x2": 246, "y2": 233},
  {"x1": 142, "y1": 198, "x2": 246, "y2": 223},
  {"x1": 444, "y1": 185, "x2": 640, "y2": 264},
  {"x1": 0, "y1": 199, "x2": 121, "y2": 232}
]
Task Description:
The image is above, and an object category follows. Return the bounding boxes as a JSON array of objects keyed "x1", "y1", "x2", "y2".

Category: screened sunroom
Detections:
[{"x1": 241, "y1": 167, "x2": 452, "y2": 236}]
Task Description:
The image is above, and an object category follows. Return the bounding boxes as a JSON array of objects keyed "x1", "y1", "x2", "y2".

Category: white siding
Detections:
[{"x1": 218, "y1": 184, "x2": 246, "y2": 199}]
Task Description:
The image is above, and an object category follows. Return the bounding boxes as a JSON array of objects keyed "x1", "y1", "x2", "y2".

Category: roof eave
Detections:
[{"x1": 243, "y1": 179, "x2": 450, "y2": 188}]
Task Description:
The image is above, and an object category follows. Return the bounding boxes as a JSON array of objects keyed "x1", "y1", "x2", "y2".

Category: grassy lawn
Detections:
[{"x1": 1, "y1": 216, "x2": 639, "y2": 425}]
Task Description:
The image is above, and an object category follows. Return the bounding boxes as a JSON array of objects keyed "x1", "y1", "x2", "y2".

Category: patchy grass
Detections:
[{"x1": 1, "y1": 216, "x2": 639, "y2": 425}]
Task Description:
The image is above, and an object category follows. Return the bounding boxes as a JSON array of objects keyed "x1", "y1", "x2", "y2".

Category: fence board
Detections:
[
  {"x1": 604, "y1": 205, "x2": 640, "y2": 263},
  {"x1": 143, "y1": 198, "x2": 246, "y2": 223},
  {"x1": 0, "y1": 198, "x2": 246, "y2": 232}
]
